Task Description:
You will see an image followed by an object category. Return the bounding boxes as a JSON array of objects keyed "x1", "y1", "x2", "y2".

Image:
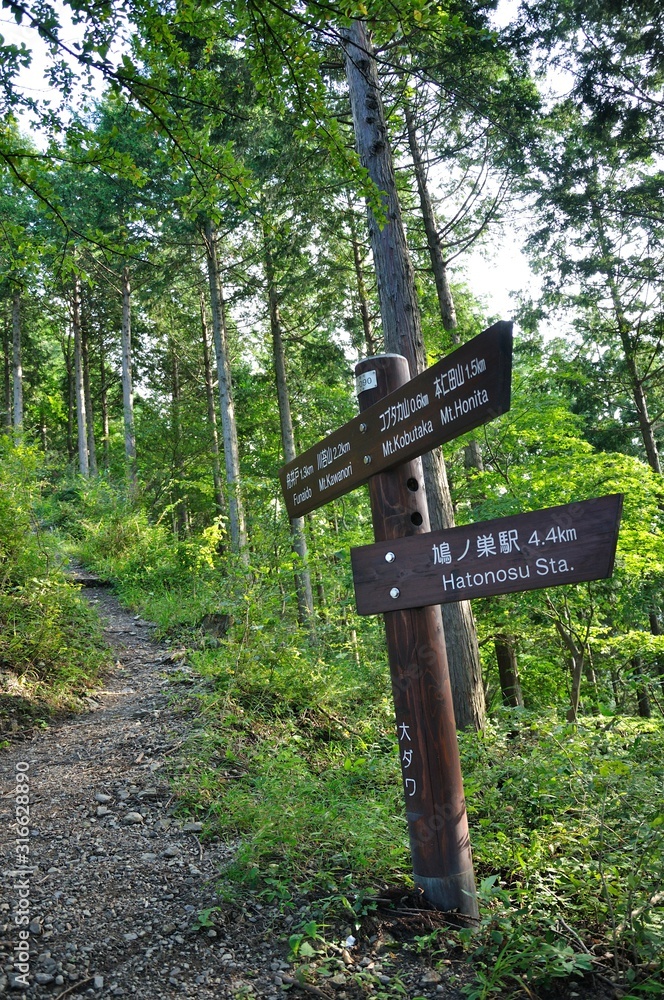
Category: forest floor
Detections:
[{"x1": 0, "y1": 582, "x2": 618, "y2": 1000}]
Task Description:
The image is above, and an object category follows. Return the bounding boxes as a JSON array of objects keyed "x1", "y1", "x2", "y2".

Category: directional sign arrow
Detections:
[
  {"x1": 351, "y1": 495, "x2": 623, "y2": 615},
  {"x1": 279, "y1": 322, "x2": 512, "y2": 519}
]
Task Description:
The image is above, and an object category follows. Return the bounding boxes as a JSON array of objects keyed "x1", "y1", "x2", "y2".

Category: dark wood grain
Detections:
[
  {"x1": 279, "y1": 322, "x2": 512, "y2": 518},
  {"x1": 351, "y1": 495, "x2": 623, "y2": 615},
  {"x1": 354, "y1": 354, "x2": 479, "y2": 918}
]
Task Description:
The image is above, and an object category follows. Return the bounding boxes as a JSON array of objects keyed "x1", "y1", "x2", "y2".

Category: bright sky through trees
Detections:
[{"x1": 0, "y1": 0, "x2": 543, "y2": 330}]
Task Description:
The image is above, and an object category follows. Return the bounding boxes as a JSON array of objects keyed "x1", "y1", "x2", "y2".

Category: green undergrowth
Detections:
[
  {"x1": 0, "y1": 445, "x2": 109, "y2": 739},
  {"x1": 51, "y1": 482, "x2": 225, "y2": 634},
  {"x1": 171, "y1": 684, "x2": 664, "y2": 994},
  {"x1": 458, "y1": 715, "x2": 664, "y2": 996},
  {"x1": 56, "y1": 479, "x2": 664, "y2": 997}
]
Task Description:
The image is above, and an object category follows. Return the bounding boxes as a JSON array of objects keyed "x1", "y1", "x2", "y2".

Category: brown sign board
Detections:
[
  {"x1": 279, "y1": 322, "x2": 512, "y2": 519},
  {"x1": 351, "y1": 495, "x2": 623, "y2": 615}
]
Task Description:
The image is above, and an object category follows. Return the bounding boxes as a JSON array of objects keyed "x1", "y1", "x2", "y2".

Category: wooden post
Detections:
[{"x1": 356, "y1": 354, "x2": 478, "y2": 918}]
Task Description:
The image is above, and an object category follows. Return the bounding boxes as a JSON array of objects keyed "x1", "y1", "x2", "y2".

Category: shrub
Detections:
[{"x1": 0, "y1": 441, "x2": 108, "y2": 724}]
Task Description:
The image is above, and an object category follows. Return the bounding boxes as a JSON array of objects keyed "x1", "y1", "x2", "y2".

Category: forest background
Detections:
[{"x1": 1, "y1": 1, "x2": 663, "y2": 997}]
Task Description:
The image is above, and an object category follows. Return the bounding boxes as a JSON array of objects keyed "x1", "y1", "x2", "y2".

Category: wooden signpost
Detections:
[
  {"x1": 278, "y1": 322, "x2": 623, "y2": 920},
  {"x1": 279, "y1": 322, "x2": 512, "y2": 519},
  {"x1": 351, "y1": 495, "x2": 623, "y2": 615}
]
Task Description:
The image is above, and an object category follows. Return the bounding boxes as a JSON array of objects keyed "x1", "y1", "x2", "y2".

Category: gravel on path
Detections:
[
  {"x1": 1, "y1": 585, "x2": 288, "y2": 999},
  {"x1": 0, "y1": 585, "x2": 472, "y2": 1000},
  {"x1": 2, "y1": 583, "x2": 612, "y2": 1000}
]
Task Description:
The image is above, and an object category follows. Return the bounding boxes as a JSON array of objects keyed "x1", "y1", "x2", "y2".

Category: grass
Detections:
[
  {"x1": 53, "y1": 479, "x2": 664, "y2": 997},
  {"x1": 164, "y1": 634, "x2": 664, "y2": 996},
  {"x1": 0, "y1": 446, "x2": 110, "y2": 739},
  {"x1": 0, "y1": 577, "x2": 110, "y2": 737}
]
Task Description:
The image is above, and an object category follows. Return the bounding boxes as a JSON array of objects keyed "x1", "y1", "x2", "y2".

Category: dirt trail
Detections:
[
  {"x1": 0, "y1": 582, "x2": 620, "y2": 1000},
  {"x1": 0, "y1": 585, "x2": 298, "y2": 999},
  {"x1": 0, "y1": 582, "x2": 480, "y2": 1000}
]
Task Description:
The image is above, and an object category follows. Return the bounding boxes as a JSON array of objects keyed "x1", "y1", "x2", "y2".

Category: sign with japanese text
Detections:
[
  {"x1": 351, "y1": 495, "x2": 623, "y2": 615},
  {"x1": 276, "y1": 325, "x2": 625, "y2": 916},
  {"x1": 279, "y1": 322, "x2": 512, "y2": 519}
]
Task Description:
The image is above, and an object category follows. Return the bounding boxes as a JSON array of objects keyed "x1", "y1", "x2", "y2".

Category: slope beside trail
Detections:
[{"x1": 0, "y1": 581, "x2": 475, "y2": 1000}]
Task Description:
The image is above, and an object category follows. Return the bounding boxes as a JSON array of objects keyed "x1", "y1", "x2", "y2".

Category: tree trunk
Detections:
[
  {"x1": 406, "y1": 110, "x2": 485, "y2": 478},
  {"x1": 619, "y1": 326, "x2": 661, "y2": 474},
  {"x1": 200, "y1": 289, "x2": 225, "y2": 515},
  {"x1": 553, "y1": 620, "x2": 585, "y2": 723},
  {"x1": 170, "y1": 339, "x2": 188, "y2": 537},
  {"x1": 590, "y1": 196, "x2": 661, "y2": 473},
  {"x1": 347, "y1": 195, "x2": 377, "y2": 355},
  {"x1": 495, "y1": 635, "x2": 524, "y2": 708},
  {"x1": 545, "y1": 594, "x2": 589, "y2": 722},
  {"x1": 203, "y1": 221, "x2": 248, "y2": 559},
  {"x1": 121, "y1": 267, "x2": 137, "y2": 488},
  {"x1": 63, "y1": 333, "x2": 75, "y2": 462},
  {"x1": 81, "y1": 302, "x2": 97, "y2": 475},
  {"x1": 99, "y1": 329, "x2": 110, "y2": 473},
  {"x1": 422, "y1": 446, "x2": 486, "y2": 730},
  {"x1": 610, "y1": 665, "x2": 621, "y2": 712},
  {"x1": 632, "y1": 657, "x2": 651, "y2": 719},
  {"x1": 342, "y1": 18, "x2": 485, "y2": 731},
  {"x1": 265, "y1": 242, "x2": 315, "y2": 624},
  {"x1": 39, "y1": 404, "x2": 47, "y2": 451},
  {"x1": 12, "y1": 287, "x2": 23, "y2": 439},
  {"x1": 584, "y1": 659, "x2": 600, "y2": 715},
  {"x1": 308, "y1": 513, "x2": 328, "y2": 615},
  {"x1": 404, "y1": 102, "x2": 458, "y2": 337},
  {"x1": 72, "y1": 277, "x2": 89, "y2": 477},
  {"x1": 342, "y1": 21, "x2": 424, "y2": 373},
  {"x1": 315, "y1": 570, "x2": 326, "y2": 613},
  {"x1": 2, "y1": 317, "x2": 11, "y2": 431},
  {"x1": 567, "y1": 650, "x2": 584, "y2": 723},
  {"x1": 649, "y1": 611, "x2": 664, "y2": 696},
  {"x1": 465, "y1": 440, "x2": 484, "y2": 471}
]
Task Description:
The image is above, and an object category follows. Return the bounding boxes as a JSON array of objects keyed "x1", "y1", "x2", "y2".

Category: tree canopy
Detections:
[{"x1": 1, "y1": 1, "x2": 663, "y2": 983}]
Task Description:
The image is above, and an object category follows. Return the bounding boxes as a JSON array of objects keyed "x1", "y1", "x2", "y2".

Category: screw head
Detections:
[
  {"x1": 390, "y1": 587, "x2": 400, "y2": 599},
  {"x1": 385, "y1": 551, "x2": 396, "y2": 563},
  {"x1": 363, "y1": 455, "x2": 372, "y2": 465}
]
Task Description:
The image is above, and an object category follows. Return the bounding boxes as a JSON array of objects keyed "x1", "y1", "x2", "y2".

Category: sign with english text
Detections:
[
  {"x1": 278, "y1": 322, "x2": 512, "y2": 519},
  {"x1": 350, "y1": 495, "x2": 623, "y2": 615}
]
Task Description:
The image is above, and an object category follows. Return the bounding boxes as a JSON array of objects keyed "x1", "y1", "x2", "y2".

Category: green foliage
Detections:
[
  {"x1": 0, "y1": 442, "x2": 108, "y2": 727},
  {"x1": 459, "y1": 717, "x2": 664, "y2": 987},
  {"x1": 191, "y1": 906, "x2": 221, "y2": 931},
  {"x1": 40, "y1": 404, "x2": 661, "y2": 1000},
  {"x1": 174, "y1": 716, "x2": 407, "y2": 893},
  {"x1": 0, "y1": 578, "x2": 105, "y2": 687},
  {"x1": 288, "y1": 921, "x2": 325, "y2": 960},
  {"x1": 2, "y1": 6, "x2": 662, "y2": 996},
  {"x1": 0, "y1": 442, "x2": 42, "y2": 585},
  {"x1": 79, "y1": 508, "x2": 227, "y2": 633},
  {"x1": 443, "y1": 340, "x2": 664, "y2": 716},
  {"x1": 45, "y1": 383, "x2": 662, "y2": 983},
  {"x1": 168, "y1": 646, "x2": 663, "y2": 994}
]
